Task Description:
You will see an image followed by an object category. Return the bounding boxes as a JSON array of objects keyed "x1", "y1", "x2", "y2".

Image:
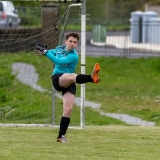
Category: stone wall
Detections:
[
  {"x1": 0, "y1": 3, "x2": 59, "y2": 53},
  {"x1": 0, "y1": 28, "x2": 42, "y2": 52}
]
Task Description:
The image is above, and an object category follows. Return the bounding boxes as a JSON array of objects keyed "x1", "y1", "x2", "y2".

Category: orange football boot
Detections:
[{"x1": 91, "y1": 63, "x2": 100, "y2": 84}]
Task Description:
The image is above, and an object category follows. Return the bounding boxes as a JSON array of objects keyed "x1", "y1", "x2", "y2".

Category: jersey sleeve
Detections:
[
  {"x1": 47, "y1": 49, "x2": 56, "y2": 56},
  {"x1": 45, "y1": 50, "x2": 78, "y2": 64}
]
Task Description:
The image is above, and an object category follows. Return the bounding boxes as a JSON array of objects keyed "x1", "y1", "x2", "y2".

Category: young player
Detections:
[{"x1": 34, "y1": 32, "x2": 100, "y2": 142}]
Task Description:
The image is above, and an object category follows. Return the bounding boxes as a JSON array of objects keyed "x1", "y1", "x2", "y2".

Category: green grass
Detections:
[
  {"x1": 1, "y1": 52, "x2": 160, "y2": 125},
  {"x1": 85, "y1": 56, "x2": 160, "y2": 125},
  {"x1": 63, "y1": 23, "x2": 130, "y2": 32},
  {"x1": 0, "y1": 52, "x2": 125, "y2": 125},
  {"x1": 1, "y1": 126, "x2": 160, "y2": 160},
  {"x1": 1, "y1": 52, "x2": 160, "y2": 159}
]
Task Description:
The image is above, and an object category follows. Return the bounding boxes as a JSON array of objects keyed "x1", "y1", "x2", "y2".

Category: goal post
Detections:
[{"x1": 80, "y1": 0, "x2": 86, "y2": 128}]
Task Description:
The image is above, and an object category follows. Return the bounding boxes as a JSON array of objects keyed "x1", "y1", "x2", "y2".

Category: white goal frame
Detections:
[{"x1": 52, "y1": 2, "x2": 86, "y2": 129}]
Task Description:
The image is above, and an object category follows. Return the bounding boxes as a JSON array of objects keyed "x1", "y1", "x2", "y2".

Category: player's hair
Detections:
[{"x1": 66, "y1": 32, "x2": 80, "y2": 41}]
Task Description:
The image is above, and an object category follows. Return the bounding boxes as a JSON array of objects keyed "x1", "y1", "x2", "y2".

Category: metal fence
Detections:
[{"x1": 73, "y1": 21, "x2": 160, "y2": 58}]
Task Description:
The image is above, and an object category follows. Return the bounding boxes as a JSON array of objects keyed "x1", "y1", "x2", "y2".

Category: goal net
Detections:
[{"x1": 0, "y1": 1, "x2": 83, "y2": 127}]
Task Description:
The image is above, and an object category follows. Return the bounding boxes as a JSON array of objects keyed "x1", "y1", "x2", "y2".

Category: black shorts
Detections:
[{"x1": 52, "y1": 74, "x2": 76, "y2": 96}]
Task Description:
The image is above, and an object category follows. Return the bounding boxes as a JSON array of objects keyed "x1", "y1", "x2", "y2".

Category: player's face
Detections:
[{"x1": 65, "y1": 36, "x2": 78, "y2": 51}]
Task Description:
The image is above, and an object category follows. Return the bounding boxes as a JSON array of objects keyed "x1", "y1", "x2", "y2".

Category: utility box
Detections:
[
  {"x1": 148, "y1": 17, "x2": 160, "y2": 44},
  {"x1": 142, "y1": 11, "x2": 158, "y2": 43},
  {"x1": 92, "y1": 24, "x2": 106, "y2": 43},
  {"x1": 130, "y1": 11, "x2": 143, "y2": 43}
]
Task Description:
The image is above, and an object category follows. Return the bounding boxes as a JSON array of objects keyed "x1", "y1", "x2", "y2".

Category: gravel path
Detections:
[{"x1": 12, "y1": 62, "x2": 155, "y2": 126}]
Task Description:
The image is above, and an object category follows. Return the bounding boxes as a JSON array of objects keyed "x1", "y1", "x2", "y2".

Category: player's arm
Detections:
[
  {"x1": 45, "y1": 50, "x2": 78, "y2": 64},
  {"x1": 34, "y1": 42, "x2": 78, "y2": 64},
  {"x1": 48, "y1": 49, "x2": 56, "y2": 56}
]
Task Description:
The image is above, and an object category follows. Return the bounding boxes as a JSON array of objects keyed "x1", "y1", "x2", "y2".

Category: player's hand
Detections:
[{"x1": 34, "y1": 42, "x2": 48, "y2": 56}]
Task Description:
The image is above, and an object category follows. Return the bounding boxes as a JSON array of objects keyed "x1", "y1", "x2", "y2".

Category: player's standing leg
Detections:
[{"x1": 57, "y1": 92, "x2": 74, "y2": 142}]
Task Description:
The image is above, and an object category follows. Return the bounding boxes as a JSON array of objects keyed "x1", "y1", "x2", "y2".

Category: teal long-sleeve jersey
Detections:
[{"x1": 45, "y1": 45, "x2": 78, "y2": 75}]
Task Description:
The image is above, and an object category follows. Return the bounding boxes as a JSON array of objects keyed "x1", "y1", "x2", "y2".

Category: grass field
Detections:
[
  {"x1": 1, "y1": 53, "x2": 160, "y2": 159},
  {"x1": 1, "y1": 126, "x2": 160, "y2": 160},
  {"x1": 1, "y1": 53, "x2": 160, "y2": 125}
]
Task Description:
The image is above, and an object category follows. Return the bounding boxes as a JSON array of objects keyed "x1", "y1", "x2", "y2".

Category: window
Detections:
[{"x1": 3, "y1": 1, "x2": 15, "y2": 13}]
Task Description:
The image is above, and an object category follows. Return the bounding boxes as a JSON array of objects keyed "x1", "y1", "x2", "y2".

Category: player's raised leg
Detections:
[{"x1": 59, "y1": 63, "x2": 100, "y2": 88}]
